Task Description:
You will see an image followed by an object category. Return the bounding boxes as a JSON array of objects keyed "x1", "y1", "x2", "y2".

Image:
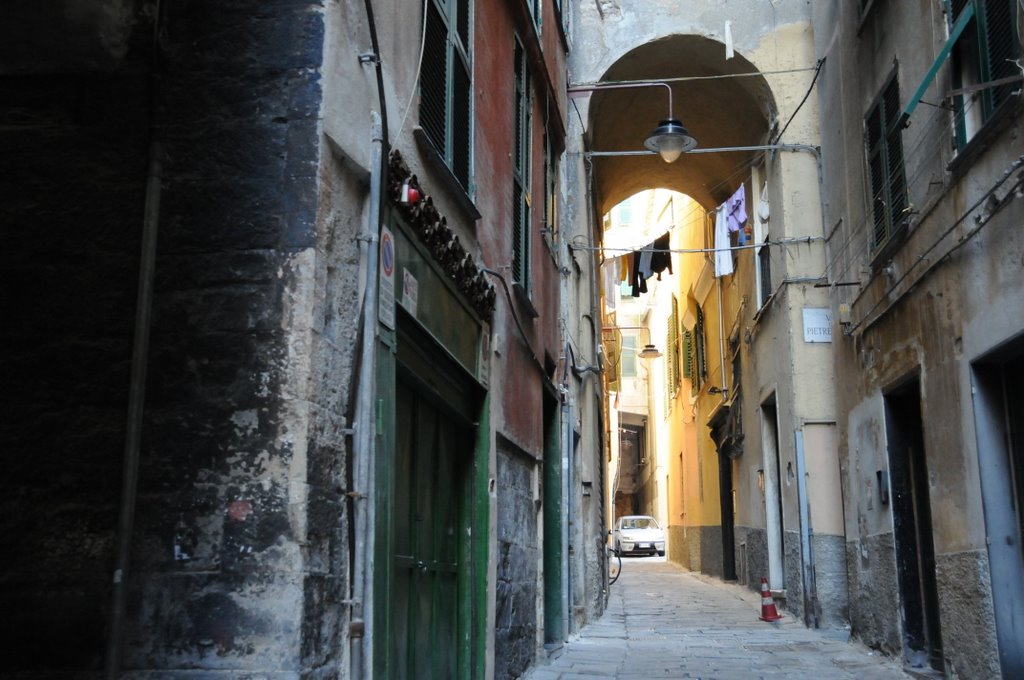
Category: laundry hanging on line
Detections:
[
  {"x1": 714, "y1": 185, "x2": 748, "y2": 277},
  {"x1": 629, "y1": 231, "x2": 673, "y2": 297}
]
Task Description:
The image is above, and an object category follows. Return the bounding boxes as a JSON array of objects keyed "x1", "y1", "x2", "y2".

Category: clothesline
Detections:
[{"x1": 579, "y1": 235, "x2": 824, "y2": 256}]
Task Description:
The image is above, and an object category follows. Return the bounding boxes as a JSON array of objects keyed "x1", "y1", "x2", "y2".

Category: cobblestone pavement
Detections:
[{"x1": 521, "y1": 557, "x2": 912, "y2": 680}]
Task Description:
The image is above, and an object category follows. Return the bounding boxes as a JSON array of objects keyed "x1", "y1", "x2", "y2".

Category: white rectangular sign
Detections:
[
  {"x1": 803, "y1": 308, "x2": 832, "y2": 343},
  {"x1": 401, "y1": 269, "x2": 418, "y2": 317}
]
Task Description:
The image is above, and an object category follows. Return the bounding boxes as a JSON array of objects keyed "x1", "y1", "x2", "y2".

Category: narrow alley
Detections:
[{"x1": 524, "y1": 558, "x2": 911, "y2": 680}]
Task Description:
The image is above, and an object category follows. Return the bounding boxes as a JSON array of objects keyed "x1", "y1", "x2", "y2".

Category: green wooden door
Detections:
[{"x1": 391, "y1": 379, "x2": 469, "y2": 679}]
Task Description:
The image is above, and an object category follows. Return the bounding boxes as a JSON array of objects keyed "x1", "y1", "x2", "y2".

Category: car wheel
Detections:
[{"x1": 657, "y1": 550, "x2": 665, "y2": 557}]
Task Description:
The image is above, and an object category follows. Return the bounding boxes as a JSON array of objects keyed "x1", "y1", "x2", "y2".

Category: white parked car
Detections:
[{"x1": 612, "y1": 515, "x2": 665, "y2": 556}]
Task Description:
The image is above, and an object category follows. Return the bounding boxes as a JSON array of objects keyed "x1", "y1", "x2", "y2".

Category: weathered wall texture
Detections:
[
  {"x1": 0, "y1": 38, "x2": 149, "y2": 677},
  {"x1": 0, "y1": 0, "x2": 358, "y2": 675},
  {"x1": 495, "y1": 444, "x2": 540, "y2": 680},
  {"x1": 124, "y1": 0, "x2": 330, "y2": 672},
  {"x1": 845, "y1": 533, "x2": 902, "y2": 656},
  {"x1": 813, "y1": 0, "x2": 1022, "y2": 672},
  {"x1": 936, "y1": 550, "x2": 1001, "y2": 680},
  {"x1": 735, "y1": 526, "x2": 769, "y2": 591},
  {"x1": 812, "y1": 534, "x2": 849, "y2": 628}
]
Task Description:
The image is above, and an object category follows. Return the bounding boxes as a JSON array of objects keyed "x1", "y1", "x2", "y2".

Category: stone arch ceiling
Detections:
[{"x1": 587, "y1": 34, "x2": 776, "y2": 215}]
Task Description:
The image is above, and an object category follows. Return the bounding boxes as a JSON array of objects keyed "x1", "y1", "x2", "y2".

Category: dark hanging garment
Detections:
[
  {"x1": 650, "y1": 232, "x2": 673, "y2": 279},
  {"x1": 630, "y1": 250, "x2": 648, "y2": 297}
]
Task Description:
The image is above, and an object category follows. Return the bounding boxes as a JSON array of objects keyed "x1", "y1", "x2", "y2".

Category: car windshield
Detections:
[{"x1": 620, "y1": 517, "x2": 659, "y2": 530}]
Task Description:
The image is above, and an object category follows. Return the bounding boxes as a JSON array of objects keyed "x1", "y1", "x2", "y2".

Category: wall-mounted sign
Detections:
[
  {"x1": 401, "y1": 269, "x2": 418, "y2": 317},
  {"x1": 803, "y1": 307, "x2": 832, "y2": 343},
  {"x1": 379, "y1": 225, "x2": 395, "y2": 329}
]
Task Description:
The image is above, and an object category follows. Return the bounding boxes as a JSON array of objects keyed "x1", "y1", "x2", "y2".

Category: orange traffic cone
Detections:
[{"x1": 758, "y1": 577, "x2": 782, "y2": 622}]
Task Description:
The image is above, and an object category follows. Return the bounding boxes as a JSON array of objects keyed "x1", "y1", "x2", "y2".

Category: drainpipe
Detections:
[
  {"x1": 561, "y1": 378, "x2": 572, "y2": 641},
  {"x1": 716, "y1": 278, "x2": 729, "y2": 402},
  {"x1": 352, "y1": 0, "x2": 389, "y2": 674},
  {"x1": 104, "y1": 138, "x2": 163, "y2": 680},
  {"x1": 105, "y1": 3, "x2": 164, "y2": 674},
  {"x1": 350, "y1": 112, "x2": 384, "y2": 680},
  {"x1": 794, "y1": 429, "x2": 818, "y2": 627}
]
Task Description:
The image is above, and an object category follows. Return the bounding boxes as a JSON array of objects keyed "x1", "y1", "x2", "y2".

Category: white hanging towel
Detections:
[{"x1": 714, "y1": 205, "x2": 734, "y2": 277}]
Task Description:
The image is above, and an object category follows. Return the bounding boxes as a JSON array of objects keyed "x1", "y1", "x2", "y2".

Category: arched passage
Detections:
[{"x1": 585, "y1": 34, "x2": 777, "y2": 214}]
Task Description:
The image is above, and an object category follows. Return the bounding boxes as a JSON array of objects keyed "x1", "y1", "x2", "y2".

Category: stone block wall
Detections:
[
  {"x1": 934, "y1": 550, "x2": 1000, "y2": 680},
  {"x1": 495, "y1": 445, "x2": 540, "y2": 680},
  {"x1": 735, "y1": 526, "x2": 769, "y2": 590},
  {"x1": 813, "y1": 533, "x2": 849, "y2": 629},
  {"x1": 0, "y1": 0, "x2": 351, "y2": 676},
  {"x1": 0, "y1": 25, "x2": 150, "y2": 679},
  {"x1": 846, "y1": 533, "x2": 902, "y2": 656}
]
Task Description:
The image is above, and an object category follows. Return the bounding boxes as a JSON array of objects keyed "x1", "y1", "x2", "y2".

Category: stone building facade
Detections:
[
  {"x1": 0, "y1": 0, "x2": 606, "y2": 677},
  {"x1": 811, "y1": 2, "x2": 1023, "y2": 677}
]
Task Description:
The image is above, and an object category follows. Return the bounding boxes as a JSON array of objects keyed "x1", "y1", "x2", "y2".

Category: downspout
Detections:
[
  {"x1": 794, "y1": 429, "x2": 818, "y2": 627},
  {"x1": 563, "y1": 392, "x2": 572, "y2": 640},
  {"x1": 350, "y1": 112, "x2": 383, "y2": 679},
  {"x1": 105, "y1": 140, "x2": 163, "y2": 680},
  {"x1": 716, "y1": 278, "x2": 729, "y2": 402},
  {"x1": 105, "y1": 5, "x2": 163, "y2": 676},
  {"x1": 353, "y1": 0, "x2": 390, "y2": 674},
  {"x1": 582, "y1": 151, "x2": 610, "y2": 548}
]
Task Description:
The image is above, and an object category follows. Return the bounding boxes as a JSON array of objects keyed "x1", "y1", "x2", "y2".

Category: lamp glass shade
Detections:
[
  {"x1": 638, "y1": 344, "x2": 662, "y2": 359},
  {"x1": 643, "y1": 119, "x2": 697, "y2": 163}
]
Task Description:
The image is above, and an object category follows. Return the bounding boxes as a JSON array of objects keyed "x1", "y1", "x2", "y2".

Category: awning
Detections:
[{"x1": 898, "y1": 2, "x2": 975, "y2": 129}]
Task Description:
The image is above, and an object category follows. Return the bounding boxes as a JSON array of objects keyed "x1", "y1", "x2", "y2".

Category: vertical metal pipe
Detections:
[
  {"x1": 562, "y1": 395, "x2": 572, "y2": 641},
  {"x1": 351, "y1": 113, "x2": 383, "y2": 679},
  {"x1": 104, "y1": 139, "x2": 163, "y2": 680},
  {"x1": 794, "y1": 429, "x2": 818, "y2": 627},
  {"x1": 716, "y1": 278, "x2": 728, "y2": 400}
]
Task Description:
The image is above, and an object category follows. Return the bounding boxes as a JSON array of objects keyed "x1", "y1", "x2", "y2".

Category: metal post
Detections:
[
  {"x1": 794, "y1": 429, "x2": 819, "y2": 627},
  {"x1": 351, "y1": 113, "x2": 383, "y2": 679},
  {"x1": 562, "y1": 396, "x2": 572, "y2": 640}
]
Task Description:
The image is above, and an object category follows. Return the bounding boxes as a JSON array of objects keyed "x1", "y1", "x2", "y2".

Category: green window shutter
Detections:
[
  {"x1": 512, "y1": 38, "x2": 531, "y2": 289},
  {"x1": 683, "y1": 331, "x2": 693, "y2": 380},
  {"x1": 420, "y1": 0, "x2": 473, "y2": 190},
  {"x1": 669, "y1": 296, "x2": 681, "y2": 394},
  {"x1": 979, "y1": 0, "x2": 1019, "y2": 114},
  {"x1": 865, "y1": 72, "x2": 907, "y2": 251}
]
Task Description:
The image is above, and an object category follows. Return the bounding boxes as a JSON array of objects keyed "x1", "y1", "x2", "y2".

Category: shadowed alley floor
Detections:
[{"x1": 520, "y1": 557, "x2": 912, "y2": 680}]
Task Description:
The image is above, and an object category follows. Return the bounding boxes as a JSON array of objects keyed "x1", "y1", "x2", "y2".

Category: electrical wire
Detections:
[
  {"x1": 820, "y1": 88, "x2": 988, "y2": 283},
  {"x1": 482, "y1": 268, "x2": 548, "y2": 376},
  {"x1": 394, "y1": 0, "x2": 430, "y2": 137},
  {"x1": 576, "y1": 235, "x2": 824, "y2": 256},
  {"x1": 771, "y1": 58, "x2": 825, "y2": 145},
  {"x1": 567, "y1": 66, "x2": 820, "y2": 90},
  {"x1": 845, "y1": 155, "x2": 1024, "y2": 334}
]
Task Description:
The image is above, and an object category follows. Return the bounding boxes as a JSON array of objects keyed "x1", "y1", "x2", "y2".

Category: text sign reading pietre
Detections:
[{"x1": 802, "y1": 307, "x2": 832, "y2": 343}]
